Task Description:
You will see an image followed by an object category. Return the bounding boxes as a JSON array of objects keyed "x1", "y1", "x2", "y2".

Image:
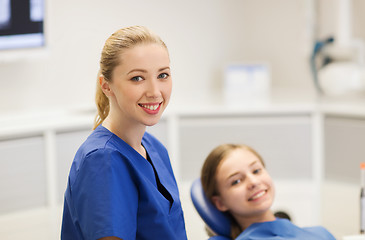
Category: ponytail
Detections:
[{"x1": 93, "y1": 73, "x2": 110, "y2": 130}]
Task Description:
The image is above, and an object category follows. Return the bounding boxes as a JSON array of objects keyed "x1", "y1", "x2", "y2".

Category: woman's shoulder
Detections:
[
  {"x1": 72, "y1": 127, "x2": 124, "y2": 171},
  {"x1": 78, "y1": 125, "x2": 114, "y2": 152}
]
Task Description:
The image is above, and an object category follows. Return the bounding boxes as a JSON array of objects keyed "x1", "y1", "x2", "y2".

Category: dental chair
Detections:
[
  {"x1": 190, "y1": 178, "x2": 292, "y2": 240},
  {"x1": 190, "y1": 178, "x2": 232, "y2": 239}
]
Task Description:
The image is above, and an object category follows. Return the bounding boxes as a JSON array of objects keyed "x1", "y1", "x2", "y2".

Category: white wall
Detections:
[{"x1": 0, "y1": 0, "x2": 319, "y2": 113}]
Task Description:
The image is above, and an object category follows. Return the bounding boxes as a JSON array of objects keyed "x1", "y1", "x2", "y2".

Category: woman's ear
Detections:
[
  {"x1": 99, "y1": 75, "x2": 113, "y2": 97},
  {"x1": 211, "y1": 195, "x2": 229, "y2": 212}
]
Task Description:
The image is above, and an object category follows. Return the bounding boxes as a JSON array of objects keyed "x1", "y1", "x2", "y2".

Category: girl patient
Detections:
[{"x1": 200, "y1": 143, "x2": 336, "y2": 239}]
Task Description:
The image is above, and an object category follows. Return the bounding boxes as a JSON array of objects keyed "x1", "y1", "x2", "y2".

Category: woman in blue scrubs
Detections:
[
  {"x1": 61, "y1": 26, "x2": 187, "y2": 240},
  {"x1": 200, "y1": 144, "x2": 336, "y2": 240}
]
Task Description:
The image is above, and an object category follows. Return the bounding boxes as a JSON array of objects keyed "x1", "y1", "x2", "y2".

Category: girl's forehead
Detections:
[
  {"x1": 224, "y1": 148, "x2": 258, "y2": 163},
  {"x1": 218, "y1": 149, "x2": 260, "y2": 173}
]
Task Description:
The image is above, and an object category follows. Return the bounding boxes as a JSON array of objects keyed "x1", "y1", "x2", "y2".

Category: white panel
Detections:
[
  {"x1": 55, "y1": 129, "x2": 91, "y2": 203},
  {"x1": 322, "y1": 180, "x2": 359, "y2": 239},
  {"x1": 0, "y1": 136, "x2": 46, "y2": 214},
  {"x1": 179, "y1": 115, "x2": 312, "y2": 181},
  {"x1": 325, "y1": 116, "x2": 365, "y2": 183}
]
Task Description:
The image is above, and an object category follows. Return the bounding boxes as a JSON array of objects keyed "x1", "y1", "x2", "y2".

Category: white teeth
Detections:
[
  {"x1": 251, "y1": 191, "x2": 266, "y2": 200},
  {"x1": 141, "y1": 104, "x2": 159, "y2": 110}
]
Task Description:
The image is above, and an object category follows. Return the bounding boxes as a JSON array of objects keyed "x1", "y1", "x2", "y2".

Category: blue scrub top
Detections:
[
  {"x1": 61, "y1": 125, "x2": 187, "y2": 240},
  {"x1": 235, "y1": 218, "x2": 336, "y2": 240}
]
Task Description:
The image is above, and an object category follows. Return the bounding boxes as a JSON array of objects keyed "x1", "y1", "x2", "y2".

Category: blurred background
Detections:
[
  {"x1": 0, "y1": 0, "x2": 364, "y2": 112},
  {"x1": 1, "y1": 0, "x2": 365, "y2": 239}
]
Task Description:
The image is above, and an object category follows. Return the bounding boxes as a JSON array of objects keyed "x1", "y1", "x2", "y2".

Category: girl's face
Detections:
[
  {"x1": 212, "y1": 148, "x2": 275, "y2": 222},
  {"x1": 105, "y1": 43, "x2": 171, "y2": 127}
]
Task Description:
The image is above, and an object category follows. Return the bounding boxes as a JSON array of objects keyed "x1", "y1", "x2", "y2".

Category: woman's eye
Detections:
[
  {"x1": 253, "y1": 168, "x2": 262, "y2": 174},
  {"x1": 131, "y1": 76, "x2": 143, "y2": 82},
  {"x1": 158, "y1": 73, "x2": 169, "y2": 79}
]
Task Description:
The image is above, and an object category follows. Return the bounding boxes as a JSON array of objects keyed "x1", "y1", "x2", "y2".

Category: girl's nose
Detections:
[{"x1": 246, "y1": 174, "x2": 259, "y2": 189}]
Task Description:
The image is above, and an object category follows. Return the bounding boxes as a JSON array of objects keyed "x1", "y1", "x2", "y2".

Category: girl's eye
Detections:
[
  {"x1": 131, "y1": 76, "x2": 143, "y2": 82},
  {"x1": 253, "y1": 168, "x2": 262, "y2": 174},
  {"x1": 158, "y1": 73, "x2": 169, "y2": 79},
  {"x1": 231, "y1": 179, "x2": 241, "y2": 186}
]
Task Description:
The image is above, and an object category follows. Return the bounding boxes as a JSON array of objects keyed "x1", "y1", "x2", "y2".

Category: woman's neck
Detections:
[{"x1": 102, "y1": 114, "x2": 147, "y2": 158}]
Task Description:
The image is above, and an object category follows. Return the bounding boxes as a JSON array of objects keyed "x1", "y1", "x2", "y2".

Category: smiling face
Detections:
[
  {"x1": 212, "y1": 148, "x2": 275, "y2": 228},
  {"x1": 101, "y1": 43, "x2": 172, "y2": 128}
]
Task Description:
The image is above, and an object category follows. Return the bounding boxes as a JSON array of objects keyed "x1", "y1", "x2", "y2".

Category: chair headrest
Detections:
[{"x1": 190, "y1": 178, "x2": 231, "y2": 237}]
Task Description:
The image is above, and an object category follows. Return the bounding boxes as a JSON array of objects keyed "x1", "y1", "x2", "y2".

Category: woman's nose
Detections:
[{"x1": 146, "y1": 79, "x2": 160, "y2": 98}]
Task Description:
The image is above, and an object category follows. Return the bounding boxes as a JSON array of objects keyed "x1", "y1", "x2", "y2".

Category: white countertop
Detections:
[
  {"x1": 1, "y1": 87, "x2": 365, "y2": 137},
  {"x1": 168, "y1": 87, "x2": 365, "y2": 116}
]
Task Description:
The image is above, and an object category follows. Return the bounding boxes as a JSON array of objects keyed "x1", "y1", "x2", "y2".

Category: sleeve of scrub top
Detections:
[{"x1": 71, "y1": 148, "x2": 138, "y2": 240}]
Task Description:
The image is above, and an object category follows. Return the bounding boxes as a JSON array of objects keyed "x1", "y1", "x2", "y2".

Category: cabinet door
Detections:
[
  {"x1": 325, "y1": 116, "x2": 365, "y2": 183},
  {"x1": 56, "y1": 129, "x2": 91, "y2": 203},
  {"x1": 0, "y1": 136, "x2": 46, "y2": 214},
  {"x1": 179, "y1": 115, "x2": 312, "y2": 181}
]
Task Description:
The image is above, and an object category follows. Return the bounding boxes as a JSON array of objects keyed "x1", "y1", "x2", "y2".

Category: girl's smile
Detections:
[{"x1": 248, "y1": 189, "x2": 267, "y2": 201}]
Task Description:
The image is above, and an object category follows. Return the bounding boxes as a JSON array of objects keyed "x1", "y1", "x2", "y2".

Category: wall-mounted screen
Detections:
[{"x1": 0, "y1": 0, "x2": 45, "y2": 51}]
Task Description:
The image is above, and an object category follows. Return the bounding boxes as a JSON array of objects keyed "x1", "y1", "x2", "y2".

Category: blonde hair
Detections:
[
  {"x1": 200, "y1": 143, "x2": 265, "y2": 239},
  {"x1": 94, "y1": 26, "x2": 168, "y2": 129}
]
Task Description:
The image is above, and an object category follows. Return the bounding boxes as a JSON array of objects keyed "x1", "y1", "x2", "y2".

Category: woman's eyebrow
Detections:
[
  {"x1": 127, "y1": 67, "x2": 170, "y2": 75},
  {"x1": 158, "y1": 67, "x2": 170, "y2": 72},
  {"x1": 127, "y1": 69, "x2": 147, "y2": 75}
]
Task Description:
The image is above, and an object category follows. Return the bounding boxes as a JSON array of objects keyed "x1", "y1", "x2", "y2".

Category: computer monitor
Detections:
[{"x1": 0, "y1": 0, "x2": 46, "y2": 61}]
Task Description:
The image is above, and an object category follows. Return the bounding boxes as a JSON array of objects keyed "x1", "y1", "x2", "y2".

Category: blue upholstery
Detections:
[{"x1": 190, "y1": 178, "x2": 231, "y2": 238}]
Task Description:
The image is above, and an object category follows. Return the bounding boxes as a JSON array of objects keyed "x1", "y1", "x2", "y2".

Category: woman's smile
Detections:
[{"x1": 139, "y1": 102, "x2": 162, "y2": 114}]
